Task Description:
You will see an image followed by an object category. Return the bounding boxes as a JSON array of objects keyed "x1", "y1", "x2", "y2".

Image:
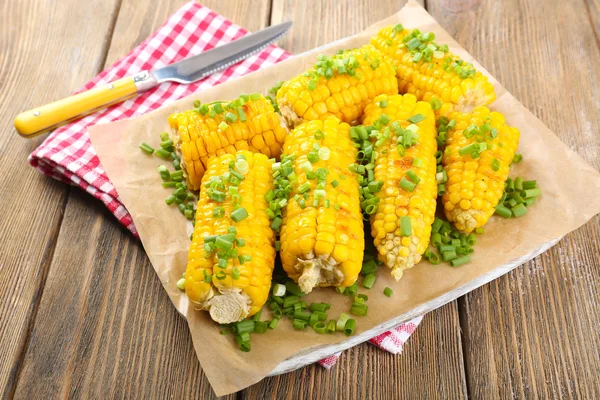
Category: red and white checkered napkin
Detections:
[{"x1": 28, "y1": 1, "x2": 422, "y2": 368}]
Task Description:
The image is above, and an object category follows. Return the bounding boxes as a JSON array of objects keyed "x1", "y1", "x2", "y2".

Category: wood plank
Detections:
[
  {"x1": 0, "y1": 0, "x2": 121, "y2": 396},
  {"x1": 243, "y1": 304, "x2": 467, "y2": 399},
  {"x1": 12, "y1": 1, "x2": 270, "y2": 398},
  {"x1": 244, "y1": 1, "x2": 467, "y2": 397},
  {"x1": 270, "y1": 0, "x2": 423, "y2": 54},
  {"x1": 427, "y1": 0, "x2": 600, "y2": 398}
]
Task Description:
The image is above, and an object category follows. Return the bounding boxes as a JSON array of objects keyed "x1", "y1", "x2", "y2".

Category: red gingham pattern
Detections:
[{"x1": 28, "y1": 1, "x2": 421, "y2": 368}]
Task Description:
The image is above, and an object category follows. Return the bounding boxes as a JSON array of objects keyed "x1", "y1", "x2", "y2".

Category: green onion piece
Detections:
[
  {"x1": 379, "y1": 114, "x2": 390, "y2": 125},
  {"x1": 271, "y1": 217, "x2": 282, "y2": 230},
  {"x1": 213, "y1": 207, "x2": 224, "y2": 218},
  {"x1": 406, "y1": 170, "x2": 420, "y2": 184},
  {"x1": 293, "y1": 319, "x2": 307, "y2": 330},
  {"x1": 165, "y1": 195, "x2": 176, "y2": 205},
  {"x1": 432, "y1": 218, "x2": 443, "y2": 233},
  {"x1": 429, "y1": 98, "x2": 442, "y2": 111},
  {"x1": 184, "y1": 209, "x2": 193, "y2": 219},
  {"x1": 400, "y1": 216, "x2": 412, "y2": 236},
  {"x1": 162, "y1": 182, "x2": 177, "y2": 189},
  {"x1": 363, "y1": 273, "x2": 376, "y2": 289},
  {"x1": 286, "y1": 280, "x2": 306, "y2": 297},
  {"x1": 160, "y1": 139, "x2": 174, "y2": 149},
  {"x1": 412, "y1": 157, "x2": 423, "y2": 167},
  {"x1": 408, "y1": 114, "x2": 425, "y2": 123},
  {"x1": 218, "y1": 121, "x2": 228, "y2": 131},
  {"x1": 236, "y1": 337, "x2": 251, "y2": 352},
  {"x1": 254, "y1": 321, "x2": 268, "y2": 333},
  {"x1": 155, "y1": 149, "x2": 171, "y2": 159},
  {"x1": 428, "y1": 249, "x2": 441, "y2": 265},
  {"x1": 475, "y1": 227, "x2": 485, "y2": 234},
  {"x1": 313, "y1": 321, "x2": 327, "y2": 334},
  {"x1": 231, "y1": 267, "x2": 241, "y2": 280},
  {"x1": 512, "y1": 153, "x2": 523, "y2": 163},
  {"x1": 515, "y1": 177, "x2": 524, "y2": 191},
  {"x1": 283, "y1": 296, "x2": 299, "y2": 308},
  {"x1": 235, "y1": 320, "x2": 255, "y2": 334},
  {"x1": 458, "y1": 143, "x2": 480, "y2": 157},
  {"x1": 139, "y1": 143, "x2": 155, "y2": 154},
  {"x1": 294, "y1": 310, "x2": 311, "y2": 321},
  {"x1": 450, "y1": 255, "x2": 471, "y2": 267},
  {"x1": 384, "y1": 287, "x2": 393, "y2": 297},
  {"x1": 345, "y1": 282, "x2": 358, "y2": 298},
  {"x1": 335, "y1": 286, "x2": 346, "y2": 294},
  {"x1": 307, "y1": 79, "x2": 317, "y2": 91},
  {"x1": 350, "y1": 302, "x2": 368, "y2": 317},
  {"x1": 224, "y1": 112, "x2": 238, "y2": 123},
  {"x1": 523, "y1": 180, "x2": 537, "y2": 190},
  {"x1": 491, "y1": 158, "x2": 500, "y2": 172},
  {"x1": 442, "y1": 250, "x2": 457, "y2": 261},
  {"x1": 298, "y1": 182, "x2": 311, "y2": 194},
  {"x1": 336, "y1": 313, "x2": 350, "y2": 331},
  {"x1": 308, "y1": 313, "x2": 319, "y2": 327},
  {"x1": 231, "y1": 207, "x2": 248, "y2": 222},
  {"x1": 344, "y1": 319, "x2": 357, "y2": 336},
  {"x1": 511, "y1": 203, "x2": 527, "y2": 217},
  {"x1": 272, "y1": 283, "x2": 286, "y2": 297},
  {"x1": 307, "y1": 151, "x2": 319, "y2": 164},
  {"x1": 399, "y1": 177, "x2": 416, "y2": 192},
  {"x1": 523, "y1": 188, "x2": 541, "y2": 198},
  {"x1": 467, "y1": 233, "x2": 476, "y2": 246},
  {"x1": 524, "y1": 197, "x2": 536, "y2": 207},
  {"x1": 495, "y1": 205, "x2": 512, "y2": 218},
  {"x1": 269, "y1": 318, "x2": 280, "y2": 330},
  {"x1": 318, "y1": 147, "x2": 331, "y2": 160},
  {"x1": 361, "y1": 259, "x2": 378, "y2": 275},
  {"x1": 326, "y1": 320, "x2": 336, "y2": 333}
]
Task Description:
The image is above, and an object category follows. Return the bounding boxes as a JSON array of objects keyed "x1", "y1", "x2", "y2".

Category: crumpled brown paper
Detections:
[{"x1": 88, "y1": 0, "x2": 600, "y2": 395}]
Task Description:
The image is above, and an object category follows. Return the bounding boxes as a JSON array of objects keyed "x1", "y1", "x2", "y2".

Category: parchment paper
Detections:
[{"x1": 88, "y1": 1, "x2": 600, "y2": 395}]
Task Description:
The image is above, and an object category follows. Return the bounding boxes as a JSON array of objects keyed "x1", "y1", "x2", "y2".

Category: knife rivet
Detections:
[
  {"x1": 33, "y1": 111, "x2": 40, "y2": 116},
  {"x1": 107, "y1": 83, "x2": 114, "y2": 90}
]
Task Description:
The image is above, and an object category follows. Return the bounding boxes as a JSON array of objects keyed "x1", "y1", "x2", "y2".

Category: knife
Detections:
[{"x1": 14, "y1": 21, "x2": 292, "y2": 138}]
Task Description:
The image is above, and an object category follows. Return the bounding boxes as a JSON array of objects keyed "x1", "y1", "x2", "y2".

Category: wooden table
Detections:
[{"x1": 1, "y1": 0, "x2": 599, "y2": 398}]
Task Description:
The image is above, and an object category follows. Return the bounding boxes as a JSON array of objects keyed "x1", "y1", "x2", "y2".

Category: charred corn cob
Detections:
[
  {"x1": 441, "y1": 107, "x2": 520, "y2": 232},
  {"x1": 362, "y1": 94, "x2": 438, "y2": 280},
  {"x1": 278, "y1": 118, "x2": 364, "y2": 293},
  {"x1": 169, "y1": 94, "x2": 287, "y2": 191},
  {"x1": 185, "y1": 151, "x2": 276, "y2": 323},
  {"x1": 276, "y1": 45, "x2": 398, "y2": 128},
  {"x1": 371, "y1": 25, "x2": 495, "y2": 112}
]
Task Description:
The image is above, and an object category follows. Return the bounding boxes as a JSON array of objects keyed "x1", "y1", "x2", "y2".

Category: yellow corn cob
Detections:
[
  {"x1": 441, "y1": 107, "x2": 520, "y2": 232},
  {"x1": 169, "y1": 95, "x2": 287, "y2": 191},
  {"x1": 279, "y1": 118, "x2": 364, "y2": 293},
  {"x1": 185, "y1": 151, "x2": 275, "y2": 323},
  {"x1": 362, "y1": 94, "x2": 438, "y2": 280},
  {"x1": 276, "y1": 45, "x2": 398, "y2": 128},
  {"x1": 371, "y1": 25, "x2": 495, "y2": 112}
]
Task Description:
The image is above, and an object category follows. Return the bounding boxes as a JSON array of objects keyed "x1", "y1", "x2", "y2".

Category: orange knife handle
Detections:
[{"x1": 14, "y1": 76, "x2": 139, "y2": 138}]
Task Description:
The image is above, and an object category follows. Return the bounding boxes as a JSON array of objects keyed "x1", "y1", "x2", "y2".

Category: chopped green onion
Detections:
[
  {"x1": 293, "y1": 310, "x2": 311, "y2": 321},
  {"x1": 384, "y1": 287, "x2": 393, "y2": 297},
  {"x1": 400, "y1": 216, "x2": 412, "y2": 236},
  {"x1": 318, "y1": 147, "x2": 331, "y2": 160},
  {"x1": 399, "y1": 177, "x2": 416, "y2": 192},
  {"x1": 218, "y1": 121, "x2": 228, "y2": 131},
  {"x1": 313, "y1": 321, "x2": 327, "y2": 334},
  {"x1": 345, "y1": 282, "x2": 358, "y2": 298},
  {"x1": 523, "y1": 180, "x2": 537, "y2": 190},
  {"x1": 511, "y1": 203, "x2": 527, "y2": 217},
  {"x1": 139, "y1": 143, "x2": 155, "y2": 154},
  {"x1": 231, "y1": 207, "x2": 248, "y2": 222},
  {"x1": 429, "y1": 98, "x2": 442, "y2": 111},
  {"x1": 363, "y1": 273, "x2": 376, "y2": 289},
  {"x1": 326, "y1": 320, "x2": 336, "y2": 334},
  {"x1": 285, "y1": 280, "x2": 305, "y2": 297},
  {"x1": 361, "y1": 259, "x2": 378, "y2": 275},
  {"x1": 412, "y1": 157, "x2": 423, "y2": 167},
  {"x1": 450, "y1": 255, "x2": 471, "y2": 267},
  {"x1": 336, "y1": 313, "x2": 350, "y2": 331},
  {"x1": 293, "y1": 319, "x2": 307, "y2": 330},
  {"x1": 270, "y1": 217, "x2": 282, "y2": 230},
  {"x1": 475, "y1": 227, "x2": 485, "y2": 234},
  {"x1": 155, "y1": 149, "x2": 171, "y2": 159},
  {"x1": 491, "y1": 158, "x2": 500, "y2": 172},
  {"x1": 512, "y1": 153, "x2": 523, "y2": 163},
  {"x1": 235, "y1": 320, "x2": 256, "y2": 334},
  {"x1": 408, "y1": 114, "x2": 425, "y2": 123},
  {"x1": 344, "y1": 319, "x2": 356, "y2": 336},
  {"x1": 495, "y1": 205, "x2": 512, "y2": 218},
  {"x1": 406, "y1": 170, "x2": 420, "y2": 184},
  {"x1": 309, "y1": 303, "x2": 330, "y2": 312},
  {"x1": 515, "y1": 177, "x2": 524, "y2": 191}
]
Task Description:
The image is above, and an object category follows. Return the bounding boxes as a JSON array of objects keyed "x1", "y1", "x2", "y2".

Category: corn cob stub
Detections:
[
  {"x1": 371, "y1": 24, "x2": 495, "y2": 113},
  {"x1": 276, "y1": 45, "x2": 398, "y2": 128},
  {"x1": 440, "y1": 106, "x2": 520, "y2": 233},
  {"x1": 185, "y1": 151, "x2": 276, "y2": 324},
  {"x1": 277, "y1": 118, "x2": 365, "y2": 293},
  {"x1": 169, "y1": 94, "x2": 287, "y2": 191},
  {"x1": 361, "y1": 94, "x2": 438, "y2": 280}
]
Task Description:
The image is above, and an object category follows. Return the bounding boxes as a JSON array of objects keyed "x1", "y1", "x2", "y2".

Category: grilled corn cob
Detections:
[
  {"x1": 362, "y1": 94, "x2": 438, "y2": 280},
  {"x1": 441, "y1": 107, "x2": 520, "y2": 232},
  {"x1": 169, "y1": 94, "x2": 287, "y2": 191},
  {"x1": 278, "y1": 118, "x2": 364, "y2": 293},
  {"x1": 371, "y1": 25, "x2": 495, "y2": 112},
  {"x1": 185, "y1": 151, "x2": 275, "y2": 323},
  {"x1": 276, "y1": 45, "x2": 398, "y2": 128}
]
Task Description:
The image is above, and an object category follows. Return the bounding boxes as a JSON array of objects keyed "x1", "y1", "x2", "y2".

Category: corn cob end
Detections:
[
  {"x1": 296, "y1": 258, "x2": 346, "y2": 294},
  {"x1": 206, "y1": 289, "x2": 251, "y2": 324}
]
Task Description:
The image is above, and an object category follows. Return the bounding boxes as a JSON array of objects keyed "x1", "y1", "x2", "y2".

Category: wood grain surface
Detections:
[{"x1": 0, "y1": 0, "x2": 598, "y2": 398}]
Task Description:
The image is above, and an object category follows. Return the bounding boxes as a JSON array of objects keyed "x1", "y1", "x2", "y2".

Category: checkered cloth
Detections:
[{"x1": 28, "y1": 1, "x2": 422, "y2": 368}]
